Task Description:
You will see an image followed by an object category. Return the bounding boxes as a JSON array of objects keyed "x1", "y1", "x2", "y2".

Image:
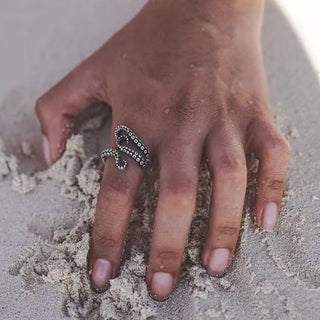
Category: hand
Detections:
[{"x1": 35, "y1": 0, "x2": 290, "y2": 300}]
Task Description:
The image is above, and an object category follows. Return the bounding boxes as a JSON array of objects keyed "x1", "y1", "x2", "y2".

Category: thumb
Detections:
[{"x1": 35, "y1": 58, "x2": 107, "y2": 165}]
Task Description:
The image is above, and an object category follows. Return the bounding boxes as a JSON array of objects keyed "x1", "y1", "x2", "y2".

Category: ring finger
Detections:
[{"x1": 202, "y1": 131, "x2": 247, "y2": 276}]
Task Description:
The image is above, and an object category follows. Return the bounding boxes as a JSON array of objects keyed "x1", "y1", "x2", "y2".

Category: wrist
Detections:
[{"x1": 145, "y1": 0, "x2": 264, "y2": 39}]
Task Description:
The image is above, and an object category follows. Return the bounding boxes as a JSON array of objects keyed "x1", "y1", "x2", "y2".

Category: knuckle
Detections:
[
  {"x1": 80, "y1": 65, "x2": 107, "y2": 100},
  {"x1": 160, "y1": 171, "x2": 197, "y2": 209},
  {"x1": 215, "y1": 225, "x2": 239, "y2": 237},
  {"x1": 92, "y1": 229, "x2": 121, "y2": 249},
  {"x1": 261, "y1": 178, "x2": 285, "y2": 192},
  {"x1": 156, "y1": 249, "x2": 181, "y2": 262},
  {"x1": 35, "y1": 93, "x2": 59, "y2": 127},
  {"x1": 151, "y1": 247, "x2": 182, "y2": 271},
  {"x1": 264, "y1": 134, "x2": 291, "y2": 158},
  {"x1": 220, "y1": 156, "x2": 246, "y2": 173},
  {"x1": 268, "y1": 179, "x2": 285, "y2": 191},
  {"x1": 251, "y1": 119, "x2": 291, "y2": 159},
  {"x1": 215, "y1": 151, "x2": 247, "y2": 182},
  {"x1": 35, "y1": 95, "x2": 48, "y2": 118},
  {"x1": 161, "y1": 186, "x2": 196, "y2": 209}
]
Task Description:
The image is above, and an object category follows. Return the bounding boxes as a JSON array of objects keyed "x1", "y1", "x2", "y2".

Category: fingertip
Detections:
[
  {"x1": 41, "y1": 118, "x2": 73, "y2": 165},
  {"x1": 91, "y1": 258, "x2": 113, "y2": 292},
  {"x1": 261, "y1": 202, "x2": 279, "y2": 231},
  {"x1": 205, "y1": 248, "x2": 231, "y2": 276},
  {"x1": 42, "y1": 134, "x2": 51, "y2": 165},
  {"x1": 149, "y1": 272, "x2": 175, "y2": 301}
]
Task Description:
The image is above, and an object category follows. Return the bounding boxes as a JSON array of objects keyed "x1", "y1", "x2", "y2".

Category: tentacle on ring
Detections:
[
  {"x1": 100, "y1": 125, "x2": 150, "y2": 171},
  {"x1": 100, "y1": 148, "x2": 127, "y2": 171}
]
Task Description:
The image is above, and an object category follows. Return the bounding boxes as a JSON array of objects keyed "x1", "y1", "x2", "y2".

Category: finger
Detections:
[
  {"x1": 146, "y1": 142, "x2": 201, "y2": 300},
  {"x1": 89, "y1": 141, "x2": 145, "y2": 292},
  {"x1": 249, "y1": 120, "x2": 291, "y2": 230},
  {"x1": 202, "y1": 133, "x2": 247, "y2": 276},
  {"x1": 35, "y1": 57, "x2": 106, "y2": 165}
]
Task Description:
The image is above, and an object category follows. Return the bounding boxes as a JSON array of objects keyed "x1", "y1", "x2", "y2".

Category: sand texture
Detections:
[{"x1": 0, "y1": 1, "x2": 320, "y2": 320}]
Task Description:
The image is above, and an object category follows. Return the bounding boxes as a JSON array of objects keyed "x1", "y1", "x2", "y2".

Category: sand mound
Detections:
[{"x1": 2, "y1": 125, "x2": 318, "y2": 319}]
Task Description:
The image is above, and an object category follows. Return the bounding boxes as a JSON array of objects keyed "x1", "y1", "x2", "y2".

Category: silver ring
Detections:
[{"x1": 100, "y1": 125, "x2": 150, "y2": 171}]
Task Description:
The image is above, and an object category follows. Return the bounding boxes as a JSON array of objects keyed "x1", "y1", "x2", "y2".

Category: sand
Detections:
[
  {"x1": 2, "y1": 116, "x2": 319, "y2": 320},
  {"x1": 0, "y1": 127, "x2": 287, "y2": 319},
  {"x1": 1, "y1": 1, "x2": 320, "y2": 320}
]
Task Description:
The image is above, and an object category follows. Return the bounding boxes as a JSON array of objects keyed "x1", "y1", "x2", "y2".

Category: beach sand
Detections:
[{"x1": 0, "y1": 1, "x2": 319, "y2": 319}]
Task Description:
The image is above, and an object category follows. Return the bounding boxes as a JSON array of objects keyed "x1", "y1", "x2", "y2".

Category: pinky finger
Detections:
[{"x1": 250, "y1": 122, "x2": 291, "y2": 230}]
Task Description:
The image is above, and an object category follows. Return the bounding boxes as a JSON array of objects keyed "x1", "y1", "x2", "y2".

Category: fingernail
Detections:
[
  {"x1": 42, "y1": 135, "x2": 51, "y2": 165},
  {"x1": 151, "y1": 272, "x2": 174, "y2": 300},
  {"x1": 262, "y1": 202, "x2": 278, "y2": 230},
  {"x1": 206, "y1": 248, "x2": 230, "y2": 276},
  {"x1": 91, "y1": 258, "x2": 113, "y2": 291}
]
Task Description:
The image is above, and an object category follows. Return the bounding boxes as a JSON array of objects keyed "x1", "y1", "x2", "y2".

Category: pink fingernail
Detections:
[
  {"x1": 92, "y1": 258, "x2": 113, "y2": 291},
  {"x1": 262, "y1": 202, "x2": 278, "y2": 230},
  {"x1": 206, "y1": 248, "x2": 230, "y2": 276},
  {"x1": 42, "y1": 135, "x2": 51, "y2": 165},
  {"x1": 151, "y1": 272, "x2": 174, "y2": 300}
]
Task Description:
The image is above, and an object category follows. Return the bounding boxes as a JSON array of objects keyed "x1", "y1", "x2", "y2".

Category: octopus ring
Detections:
[{"x1": 100, "y1": 125, "x2": 151, "y2": 171}]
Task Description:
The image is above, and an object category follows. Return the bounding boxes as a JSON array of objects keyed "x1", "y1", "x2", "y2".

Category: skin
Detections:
[{"x1": 35, "y1": 0, "x2": 291, "y2": 301}]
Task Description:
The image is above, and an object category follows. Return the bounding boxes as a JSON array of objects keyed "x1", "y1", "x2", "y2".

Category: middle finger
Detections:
[{"x1": 146, "y1": 141, "x2": 201, "y2": 300}]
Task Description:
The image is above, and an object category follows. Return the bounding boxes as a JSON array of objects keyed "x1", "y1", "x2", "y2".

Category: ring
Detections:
[{"x1": 100, "y1": 125, "x2": 150, "y2": 171}]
